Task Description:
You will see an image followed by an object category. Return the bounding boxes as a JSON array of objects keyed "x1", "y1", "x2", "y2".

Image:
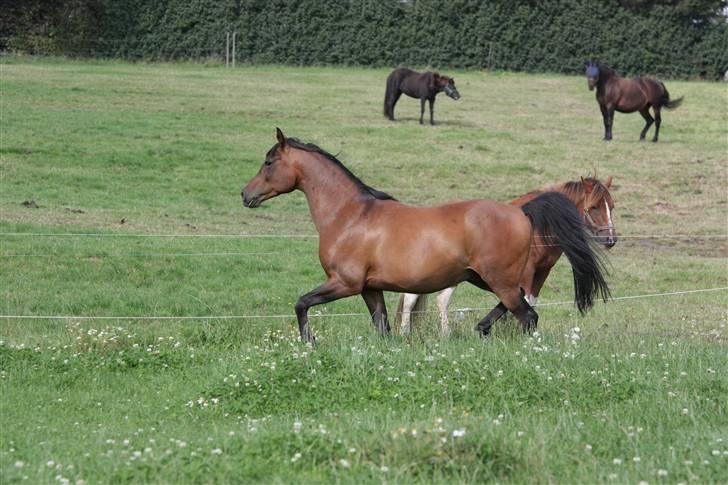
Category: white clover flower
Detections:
[
  {"x1": 452, "y1": 428, "x2": 466, "y2": 438},
  {"x1": 339, "y1": 459, "x2": 350, "y2": 468},
  {"x1": 657, "y1": 469, "x2": 668, "y2": 477}
]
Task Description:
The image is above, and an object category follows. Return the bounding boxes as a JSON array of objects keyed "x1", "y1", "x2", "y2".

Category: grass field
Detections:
[{"x1": 1, "y1": 58, "x2": 727, "y2": 483}]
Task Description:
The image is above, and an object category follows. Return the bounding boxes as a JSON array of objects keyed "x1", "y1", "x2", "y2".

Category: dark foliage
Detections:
[{"x1": 2, "y1": 0, "x2": 726, "y2": 79}]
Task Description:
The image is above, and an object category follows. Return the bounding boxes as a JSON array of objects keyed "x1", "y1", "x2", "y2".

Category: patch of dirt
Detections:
[{"x1": 21, "y1": 200, "x2": 39, "y2": 208}]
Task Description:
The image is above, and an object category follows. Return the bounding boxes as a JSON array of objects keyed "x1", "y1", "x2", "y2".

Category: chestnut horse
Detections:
[
  {"x1": 384, "y1": 67, "x2": 460, "y2": 125},
  {"x1": 586, "y1": 61, "x2": 683, "y2": 142},
  {"x1": 242, "y1": 129, "x2": 609, "y2": 342},
  {"x1": 397, "y1": 177, "x2": 616, "y2": 336}
]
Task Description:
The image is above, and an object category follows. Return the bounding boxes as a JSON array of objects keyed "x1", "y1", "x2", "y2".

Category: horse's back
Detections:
[{"x1": 357, "y1": 200, "x2": 531, "y2": 293}]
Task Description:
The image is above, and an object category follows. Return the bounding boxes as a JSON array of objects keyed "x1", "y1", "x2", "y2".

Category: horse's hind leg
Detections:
[
  {"x1": 475, "y1": 302, "x2": 507, "y2": 337},
  {"x1": 652, "y1": 106, "x2": 662, "y2": 142},
  {"x1": 491, "y1": 287, "x2": 538, "y2": 335},
  {"x1": 639, "y1": 107, "x2": 654, "y2": 141},
  {"x1": 390, "y1": 91, "x2": 403, "y2": 120},
  {"x1": 428, "y1": 97, "x2": 436, "y2": 125},
  {"x1": 419, "y1": 98, "x2": 426, "y2": 124},
  {"x1": 361, "y1": 288, "x2": 391, "y2": 336}
]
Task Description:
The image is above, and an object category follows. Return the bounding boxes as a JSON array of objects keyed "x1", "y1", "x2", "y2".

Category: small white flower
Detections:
[
  {"x1": 211, "y1": 448, "x2": 222, "y2": 455},
  {"x1": 633, "y1": 456, "x2": 641, "y2": 462},
  {"x1": 339, "y1": 459, "x2": 350, "y2": 468},
  {"x1": 613, "y1": 458, "x2": 622, "y2": 465},
  {"x1": 14, "y1": 461, "x2": 24, "y2": 469},
  {"x1": 452, "y1": 428, "x2": 466, "y2": 438},
  {"x1": 291, "y1": 452, "x2": 302, "y2": 463},
  {"x1": 585, "y1": 444, "x2": 592, "y2": 451},
  {"x1": 657, "y1": 469, "x2": 668, "y2": 477}
]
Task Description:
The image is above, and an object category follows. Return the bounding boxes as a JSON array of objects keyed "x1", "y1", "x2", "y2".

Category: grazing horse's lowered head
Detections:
[{"x1": 435, "y1": 74, "x2": 460, "y2": 100}]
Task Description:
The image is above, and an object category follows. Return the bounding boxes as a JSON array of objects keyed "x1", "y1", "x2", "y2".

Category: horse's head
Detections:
[
  {"x1": 585, "y1": 61, "x2": 600, "y2": 91},
  {"x1": 580, "y1": 176, "x2": 617, "y2": 248},
  {"x1": 242, "y1": 128, "x2": 299, "y2": 208},
  {"x1": 434, "y1": 74, "x2": 460, "y2": 100}
]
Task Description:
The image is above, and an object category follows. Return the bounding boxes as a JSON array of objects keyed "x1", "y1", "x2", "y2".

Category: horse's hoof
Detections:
[{"x1": 652, "y1": 139, "x2": 659, "y2": 143}]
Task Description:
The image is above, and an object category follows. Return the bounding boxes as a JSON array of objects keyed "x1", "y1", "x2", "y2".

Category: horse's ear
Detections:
[
  {"x1": 276, "y1": 127, "x2": 286, "y2": 147},
  {"x1": 605, "y1": 176, "x2": 613, "y2": 188}
]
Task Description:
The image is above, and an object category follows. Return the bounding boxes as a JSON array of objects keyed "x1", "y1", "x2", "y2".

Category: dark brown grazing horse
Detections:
[
  {"x1": 397, "y1": 177, "x2": 616, "y2": 335},
  {"x1": 586, "y1": 61, "x2": 683, "y2": 142},
  {"x1": 242, "y1": 129, "x2": 609, "y2": 342},
  {"x1": 384, "y1": 67, "x2": 460, "y2": 125}
]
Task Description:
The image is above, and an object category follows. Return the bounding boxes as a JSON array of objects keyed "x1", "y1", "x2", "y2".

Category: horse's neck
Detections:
[
  {"x1": 598, "y1": 68, "x2": 617, "y2": 91},
  {"x1": 297, "y1": 158, "x2": 369, "y2": 235}
]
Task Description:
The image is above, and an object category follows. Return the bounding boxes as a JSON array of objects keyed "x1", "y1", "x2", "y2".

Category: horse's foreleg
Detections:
[
  {"x1": 599, "y1": 105, "x2": 609, "y2": 140},
  {"x1": 398, "y1": 293, "x2": 420, "y2": 336},
  {"x1": 419, "y1": 98, "x2": 426, "y2": 125},
  {"x1": 361, "y1": 289, "x2": 390, "y2": 336},
  {"x1": 605, "y1": 106, "x2": 615, "y2": 141},
  {"x1": 428, "y1": 97, "x2": 436, "y2": 125},
  {"x1": 436, "y1": 286, "x2": 456, "y2": 336},
  {"x1": 652, "y1": 106, "x2": 662, "y2": 142},
  {"x1": 295, "y1": 279, "x2": 358, "y2": 342}
]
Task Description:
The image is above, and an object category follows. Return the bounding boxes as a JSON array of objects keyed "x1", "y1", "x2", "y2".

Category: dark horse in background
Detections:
[
  {"x1": 242, "y1": 129, "x2": 609, "y2": 342},
  {"x1": 384, "y1": 68, "x2": 460, "y2": 125},
  {"x1": 586, "y1": 61, "x2": 683, "y2": 142}
]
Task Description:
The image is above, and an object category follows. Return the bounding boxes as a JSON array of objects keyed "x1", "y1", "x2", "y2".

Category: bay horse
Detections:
[
  {"x1": 384, "y1": 67, "x2": 460, "y2": 125},
  {"x1": 397, "y1": 177, "x2": 616, "y2": 336},
  {"x1": 242, "y1": 129, "x2": 609, "y2": 342},
  {"x1": 586, "y1": 61, "x2": 683, "y2": 142}
]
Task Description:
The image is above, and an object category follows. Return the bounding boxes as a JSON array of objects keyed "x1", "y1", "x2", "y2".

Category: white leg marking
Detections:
[
  {"x1": 400, "y1": 293, "x2": 419, "y2": 336},
  {"x1": 525, "y1": 294, "x2": 538, "y2": 307},
  {"x1": 436, "y1": 287, "x2": 456, "y2": 336}
]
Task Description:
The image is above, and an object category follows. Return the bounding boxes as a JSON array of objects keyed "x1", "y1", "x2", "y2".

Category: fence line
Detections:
[{"x1": 0, "y1": 286, "x2": 725, "y2": 322}]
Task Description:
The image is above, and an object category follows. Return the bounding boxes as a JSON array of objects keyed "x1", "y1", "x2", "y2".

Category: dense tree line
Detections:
[{"x1": 2, "y1": 0, "x2": 726, "y2": 78}]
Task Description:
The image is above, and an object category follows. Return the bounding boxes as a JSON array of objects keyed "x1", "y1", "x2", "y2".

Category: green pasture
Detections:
[{"x1": 0, "y1": 58, "x2": 726, "y2": 483}]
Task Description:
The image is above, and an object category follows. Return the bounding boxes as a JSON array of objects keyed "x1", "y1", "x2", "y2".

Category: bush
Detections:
[{"x1": 2, "y1": 0, "x2": 726, "y2": 79}]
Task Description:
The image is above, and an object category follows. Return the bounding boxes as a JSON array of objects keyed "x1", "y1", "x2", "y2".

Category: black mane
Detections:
[
  {"x1": 597, "y1": 63, "x2": 616, "y2": 79},
  {"x1": 271, "y1": 138, "x2": 397, "y2": 201}
]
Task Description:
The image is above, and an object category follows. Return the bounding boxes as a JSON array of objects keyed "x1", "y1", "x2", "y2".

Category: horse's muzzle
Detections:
[
  {"x1": 444, "y1": 85, "x2": 460, "y2": 100},
  {"x1": 242, "y1": 190, "x2": 261, "y2": 208},
  {"x1": 596, "y1": 232, "x2": 617, "y2": 249}
]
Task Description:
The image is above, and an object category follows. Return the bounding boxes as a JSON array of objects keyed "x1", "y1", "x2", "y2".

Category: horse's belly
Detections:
[{"x1": 365, "y1": 226, "x2": 468, "y2": 292}]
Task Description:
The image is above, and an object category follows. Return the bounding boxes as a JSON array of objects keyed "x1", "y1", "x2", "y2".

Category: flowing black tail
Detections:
[
  {"x1": 660, "y1": 82, "x2": 683, "y2": 110},
  {"x1": 383, "y1": 71, "x2": 400, "y2": 120},
  {"x1": 521, "y1": 192, "x2": 610, "y2": 313}
]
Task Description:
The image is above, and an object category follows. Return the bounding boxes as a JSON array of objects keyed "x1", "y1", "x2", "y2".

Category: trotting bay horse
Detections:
[
  {"x1": 242, "y1": 129, "x2": 610, "y2": 342},
  {"x1": 586, "y1": 61, "x2": 683, "y2": 142},
  {"x1": 384, "y1": 67, "x2": 460, "y2": 125},
  {"x1": 397, "y1": 177, "x2": 616, "y2": 336}
]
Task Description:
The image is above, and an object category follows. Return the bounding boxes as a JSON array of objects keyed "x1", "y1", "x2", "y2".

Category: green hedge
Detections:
[{"x1": 3, "y1": 0, "x2": 727, "y2": 79}]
